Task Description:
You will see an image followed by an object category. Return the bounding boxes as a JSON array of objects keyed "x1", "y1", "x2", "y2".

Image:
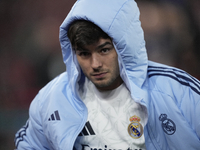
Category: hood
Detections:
[{"x1": 59, "y1": 0, "x2": 148, "y2": 102}]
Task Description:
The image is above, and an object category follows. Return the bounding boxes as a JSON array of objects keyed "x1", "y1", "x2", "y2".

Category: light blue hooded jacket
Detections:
[{"x1": 15, "y1": 0, "x2": 200, "y2": 149}]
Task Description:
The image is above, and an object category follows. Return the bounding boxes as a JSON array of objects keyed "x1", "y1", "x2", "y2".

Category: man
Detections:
[{"x1": 15, "y1": 0, "x2": 200, "y2": 149}]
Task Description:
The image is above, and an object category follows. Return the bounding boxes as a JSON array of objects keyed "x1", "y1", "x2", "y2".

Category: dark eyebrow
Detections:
[
  {"x1": 74, "y1": 41, "x2": 113, "y2": 52},
  {"x1": 96, "y1": 42, "x2": 113, "y2": 50}
]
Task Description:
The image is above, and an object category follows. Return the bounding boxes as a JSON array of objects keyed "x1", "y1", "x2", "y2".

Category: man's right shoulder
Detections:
[
  {"x1": 33, "y1": 72, "x2": 71, "y2": 105},
  {"x1": 40, "y1": 72, "x2": 69, "y2": 93}
]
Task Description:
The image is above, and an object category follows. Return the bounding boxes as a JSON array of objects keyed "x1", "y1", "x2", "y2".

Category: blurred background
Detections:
[{"x1": 0, "y1": 0, "x2": 200, "y2": 149}]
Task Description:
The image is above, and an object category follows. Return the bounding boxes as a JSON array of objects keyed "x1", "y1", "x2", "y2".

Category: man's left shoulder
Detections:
[{"x1": 147, "y1": 61, "x2": 200, "y2": 95}]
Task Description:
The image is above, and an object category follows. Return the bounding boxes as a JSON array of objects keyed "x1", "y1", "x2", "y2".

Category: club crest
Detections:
[
  {"x1": 128, "y1": 115, "x2": 143, "y2": 139},
  {"x1": 159, "y1": 114, "x2": 176, "y2": 135}
]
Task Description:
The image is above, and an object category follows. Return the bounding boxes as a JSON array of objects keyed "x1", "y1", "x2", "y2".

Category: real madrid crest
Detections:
[
  {"x1": 128, "y1": 115, "x2": 143, "y2": 139},
  {"x1": 159, "y1": 114, "x2": 176, "y2": 135}
]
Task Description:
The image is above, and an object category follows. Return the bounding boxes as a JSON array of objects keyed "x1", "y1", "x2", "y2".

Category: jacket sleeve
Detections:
[
  {"x1": 178, "y1": 75, "x2": 200, "y2": 140},
  {"x1": 195, "y1": 100, "x2": 200, "y2": 139},
  {"x1": 14, "y1": 94, "x2": 50, "y2": 150}
]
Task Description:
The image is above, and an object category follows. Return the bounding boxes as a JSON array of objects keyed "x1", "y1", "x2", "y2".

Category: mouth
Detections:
[{"x1": 92, "y1": 72, "x2": 107, "y2": 79}]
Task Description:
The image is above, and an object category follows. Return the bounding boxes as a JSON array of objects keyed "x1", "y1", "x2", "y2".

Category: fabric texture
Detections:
[
  {"x1": 15, "y1": 0, "x2": 200, "y2": 149},
  {"x1": 74, "y1": 80, "x2": 146, "y2": 149}
]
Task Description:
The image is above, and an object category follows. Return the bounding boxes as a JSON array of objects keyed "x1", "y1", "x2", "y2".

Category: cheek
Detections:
[
  {"x1": 77, "y1": 60, "x2": 90, "y2": 74},
  {"x1": 110, "y1": 55, "x2": 120, "y2": 74},
  {"x1": 109, "y1": 54, "x2": 119, "y2": 67},
  {"x1": 79, "y1": 63, "x2": 87, "y2": 70}
]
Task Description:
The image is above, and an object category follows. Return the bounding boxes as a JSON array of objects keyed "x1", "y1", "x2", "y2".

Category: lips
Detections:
[{"x1": 92, "y1": 72, "x2": 107, "y2": 79}]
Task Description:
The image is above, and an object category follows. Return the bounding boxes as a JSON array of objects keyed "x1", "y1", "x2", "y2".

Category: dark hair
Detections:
[{"x1": 68, "y1": 20, "x2": 110, "y2": 49}]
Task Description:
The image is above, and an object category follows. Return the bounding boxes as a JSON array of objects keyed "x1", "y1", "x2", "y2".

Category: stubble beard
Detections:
[
  {"x1": 83, "y1": 66, "x2": 122, "y2": 91},
  {"x1": 91, "y1": 73, "x2": 122, "y2": 91}
]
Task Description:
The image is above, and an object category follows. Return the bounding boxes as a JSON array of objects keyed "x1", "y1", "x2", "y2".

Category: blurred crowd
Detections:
[
  {"x1": 138, "y1": 0, "x2": 200, "y2": 79},
  {"x1": 0, "y1": 0, "x2": 199, "y2": 149}
]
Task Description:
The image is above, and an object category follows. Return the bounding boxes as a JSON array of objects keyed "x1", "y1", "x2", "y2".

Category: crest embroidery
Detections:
[
  {"x1": 128, "y1": 115, "x2": 143, "y2": 139},
  {"x1": 159, "y1": 114, "x2": 176, "y2": 135}
]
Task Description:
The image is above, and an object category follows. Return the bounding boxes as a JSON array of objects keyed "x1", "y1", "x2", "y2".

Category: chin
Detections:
[{"x1": 95, "y1": 81, "x2": 114, "y2": 89}]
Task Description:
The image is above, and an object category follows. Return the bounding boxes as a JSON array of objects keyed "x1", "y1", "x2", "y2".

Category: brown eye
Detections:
[{"x1": 100, "y1": 48, "x2": 110, "y2": 54}]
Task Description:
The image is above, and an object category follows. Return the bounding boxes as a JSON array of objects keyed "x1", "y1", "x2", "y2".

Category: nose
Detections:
[{"x1": 91, "y1": 53, "x2": 102, "y2": 69}]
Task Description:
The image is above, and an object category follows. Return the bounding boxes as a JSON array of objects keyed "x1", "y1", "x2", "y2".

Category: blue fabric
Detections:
[{"x1": 15, "y1": 0, "x2": 200, "y2": 149}]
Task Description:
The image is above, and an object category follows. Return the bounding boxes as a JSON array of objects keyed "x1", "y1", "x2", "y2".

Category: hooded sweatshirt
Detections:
[{"x1": 15, "y1": 0, "x2": 200, "y2": 149}]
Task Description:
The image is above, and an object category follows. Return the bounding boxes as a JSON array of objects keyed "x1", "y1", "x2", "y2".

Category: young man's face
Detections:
[{"x1": 75, "y1": 38, "x2": 123, "y2": 91}]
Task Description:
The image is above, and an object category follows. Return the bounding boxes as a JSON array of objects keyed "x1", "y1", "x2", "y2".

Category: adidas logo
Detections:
[
  {"x1": 79, "y1": 121, "x2": 95, "y2": 136},
  {"x1": 48, "y1": 110, "x2": 60, "y2": 121}
]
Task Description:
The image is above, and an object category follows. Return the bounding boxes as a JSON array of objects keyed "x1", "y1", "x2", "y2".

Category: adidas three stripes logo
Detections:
[
  {"x1": 48, "y1": 110, "x2": 61, "y2": 121},
  {"x1": 79, "y1": 121, "x2": 95, "y2": 136}
]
